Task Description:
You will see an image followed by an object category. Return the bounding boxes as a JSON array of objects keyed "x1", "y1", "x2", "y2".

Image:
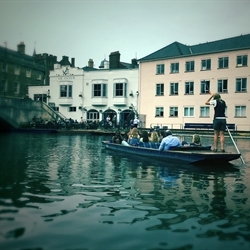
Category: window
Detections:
[
  {"x1": 169, "y1": 107, "x2": 178, "y2": 117},
  {"x1": 68, "y1": 107, "x2": 76, "y2": 112},
  {"x1": 201, "y1": 59, "x2": 211, "y2": 70},
  {"x1": 26, "y1": 68, "x2": 31, "y2": 78},
  {"x1": 184, "y1": 107, "x2": 194, "y2": 117},
  {"x1": 14, "y1": 66, "x2": 20, "y2": 75},
  {"x1": 87, "y1": 110, "x2": 99, "y2": 121},
  {"x1": 93, "y1": 84, "x2": 107, "y2": 97},
  {"x1": 114, "y1": 82, "x2": 126, "y2": 97},
  {"x1": 1, "y1": 62, "x2": 7, "y2": 72},
  {"x1": 170, "y1": 62, "x2": 179, "y2": 73},
  {"x1": 217, "y1": 79, "x2": 228, "y2": 93},
  {"x1": 156, "y1": 64, "x2": 164, "y2": 74},
  {"x1": 155, "y1": 107, "x2": 164, "y2": 117},
  {"x1": 185, "y1": 81, "x2": 194, "y2": 94},
  {"x1": 236, "y1": 55, "x2": 247, "y2": 67},
  {"x1": 235, "y1": 106, "x2": 246, "y2": 117},
  {"x1": 49, "y1": 103, "x2": 59, "y2": 112},
  {"x1": 156, "y1": 83, "x2": 164, "y2": 96},
  {"x1": 170, "y1": 82, "x2": 178, "y2": 95},
  {"x1": 200, "y1": 80, "x2": 210, "y2": 94},
  {"x1": 200, "y1": 106, "x2": 210, "y2": 117},
  {"x1": 236, "y1": 78, "x2": 247, "y2": 92},
  {"x1": 218, "y1": 57, "x2": 228, "y2": 69},
  {"x1": 36, "y1": 72, "x2": 42, "y2": 80},
  {"x1": 14, "y1": 82, "x2": 19, "y2": 94},
  {"x1": 185, "y1": 61, "x2": 194, "y2": 72},
  {"x1": 1, "y1": 80, "x2": 6, "y2": 93},
  {"x1": 60, "y1": 85, "x2": 72, "y2": 97}
]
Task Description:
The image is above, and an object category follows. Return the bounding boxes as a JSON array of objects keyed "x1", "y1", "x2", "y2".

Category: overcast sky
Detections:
[{"x1": 1, "y1": 0, "x2": 250, "y2": 68}]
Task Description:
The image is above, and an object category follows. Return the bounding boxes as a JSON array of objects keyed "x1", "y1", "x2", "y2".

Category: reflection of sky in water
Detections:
[{"x1": 0, "y1": 133, "x2": 249, "y2": 249}]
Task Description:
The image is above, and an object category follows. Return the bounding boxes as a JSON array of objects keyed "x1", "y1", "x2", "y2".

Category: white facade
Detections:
[
  {"x1": 29, "y1": 63, "x2": 139, "y2": 127},
  {"x1": 81, "y1": 68, "x2": 139, "y2": 127}
]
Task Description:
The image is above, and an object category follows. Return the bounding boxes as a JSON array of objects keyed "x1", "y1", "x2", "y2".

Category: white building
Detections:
[{"x1": 29, "y1": 51, "x2": 140, "y2": 128}]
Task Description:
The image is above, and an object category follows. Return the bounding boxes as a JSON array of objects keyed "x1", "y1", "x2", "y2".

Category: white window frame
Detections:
[
  {"x1": 156, "y1": 83, "x2": 164, "y2": 96},
  {"x1": 236, "y1": 55, "x2": 247, "y2": 67},
  {"x1": 235, "y1": 106, "x2": 246, "y2": 117},
  {"x1": 236, "y1": 78, "x2": 247, "y2": 92},
  {"x1": 87, "y1": 110, "x2": 99, "y2": 121},
  {"x1": 218, "y1": 57, "x2": 229, "y2": 69},
  {"x1": 200, "y1": 106, "x2": 210, "y2": 117},
  {"x1": 93, "y1": 83, "x2": 107, "y2": 97},
  {"x1": 217, "y1": 79, "x2": 228, "y2": 93},
  {"x1": 170, "y1": 62, "x2": 179, "y2": 73},
  {"x1": 201, "y1": 59, "x2": 211, "y2": 70},
  {"x1": 183, "y1": 106, "x2": 194, "y2": 117},
  {"x1": 200, "y1": 80, "x2": 210, "y2": 94},
  {"x1": 185, "y1": 61, "x2": 194, "y2": 72},
  {"x1": 170, "y1": 82, "x2": 178, "y2": 95},
  {"x1": 114, "y1": 82, "x2": 127, "y2": 97},
  {"x1": 155, "y1": 107, "x2": 164, "y2": 117},
  {"x1": 185, "y1": 81, "x2": 194, "y2": 95},
  {"x1": 68, "y1": 107, "x2": 76, "y2": 112},
  {"x1": 60, "y1": 84, "x2": 73, "y2": 98},
  {"x1": 169, "y1": 106, "x2": 178, "y2": 117},
  {"x1": 156, "y1": 64, "x2": 165, "y2": 74}
]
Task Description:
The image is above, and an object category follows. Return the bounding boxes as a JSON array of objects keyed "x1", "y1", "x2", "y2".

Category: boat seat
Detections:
[{"x1": 138, "y1": 142, "x2": 160, "y2": 149}]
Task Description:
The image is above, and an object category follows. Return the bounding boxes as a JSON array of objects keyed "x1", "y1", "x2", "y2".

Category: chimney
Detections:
[
  {"x1": 17, "y1": 42, "x2": 25, "y2": 54},
  {"x1": 59, "y1": 56, "x2": 71, "y2": 66},
  {"x1": 109, "y1": 51, "x2": 120, "y2": 69},
  {"x1": 71, "y1": 58, "x2": 75, "y2": 67},
  {"x1": 131, "y1": 58, "x2": 138, "y2": 68},
  {"x1": 88, "y1": 59, "x2": 94, "y2": 68}
]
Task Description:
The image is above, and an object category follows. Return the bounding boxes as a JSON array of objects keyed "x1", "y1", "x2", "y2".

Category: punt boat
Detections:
[{"x1": 102, "y1": 141, "x2": 241, "y2": 164}]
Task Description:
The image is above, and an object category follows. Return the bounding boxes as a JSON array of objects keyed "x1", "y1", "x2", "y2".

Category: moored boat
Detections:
[{"x1": 102, "y1": 141, "x2": 241, "y2": 164}]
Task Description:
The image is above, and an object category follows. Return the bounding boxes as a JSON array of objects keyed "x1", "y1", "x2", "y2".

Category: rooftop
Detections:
[{"x1": 139, "y1": 33, "x2": 250, "y2": 62}]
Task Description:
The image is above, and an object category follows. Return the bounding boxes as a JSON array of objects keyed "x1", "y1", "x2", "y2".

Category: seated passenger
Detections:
[
  {"x1": 150, "y1": 130, "x2": 159, "y2": 143},
  {"x1": 128, "y1": 127, "x2": 140, "y2": 146},
  {"x1": 112, "y1": 131, "x2": 123, "y2": 144},
  {"x1": 121, "y1": 131, "x2": 130, "y2": 146},
  {"x1": 159, "y1": 130, "x2": 181, "y2": 151},
  {"x1": 182, "y1": 134, "x2": 202, "y2": 146},
  {"x1": 139, "y1": 130, "x2": 150, "y2": 142},
  {"x1": 190, "y1": 134, "x2": 202, "y2": 146}
]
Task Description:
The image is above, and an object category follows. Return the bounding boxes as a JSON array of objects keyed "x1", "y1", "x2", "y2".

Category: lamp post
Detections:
[{"x1": 136, "y1": 91, "x2": 139, "y2": 114}]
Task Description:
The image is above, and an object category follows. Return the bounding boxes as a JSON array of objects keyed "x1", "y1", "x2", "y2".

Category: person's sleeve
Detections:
[
  {"x1": 210, "y1": 100, "x2": 216, "y2": 106},
  {"x1": 159, "y1": 141, "x2": 164, "y2": 151}
]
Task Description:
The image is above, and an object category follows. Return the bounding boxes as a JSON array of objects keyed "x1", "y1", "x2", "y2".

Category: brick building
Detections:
[{"x1": 0, "y1": 42, "x2": 57, "y2": 100}]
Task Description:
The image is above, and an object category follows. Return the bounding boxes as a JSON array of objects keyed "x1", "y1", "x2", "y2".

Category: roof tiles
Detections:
[{"x1": 139, "y1": 34, "x2": 250, "y2": 61}]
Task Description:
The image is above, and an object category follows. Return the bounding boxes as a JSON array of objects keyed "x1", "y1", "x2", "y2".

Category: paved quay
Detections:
[{"x1": 56, "y1": 128, "x2": 250, "y2": 139}]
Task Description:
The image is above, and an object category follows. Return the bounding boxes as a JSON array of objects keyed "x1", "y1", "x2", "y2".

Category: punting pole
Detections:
[{"x1": 226, "y1": 126, "x2": 245, "y2": 164}]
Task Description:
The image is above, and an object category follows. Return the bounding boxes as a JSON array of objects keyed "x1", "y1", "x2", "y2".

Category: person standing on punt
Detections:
[
  {"x1": 158, "y1": 130, "x2": 181, "y2": 151},
  {"x1": 133, "y1": 116, "x2": 140, "y2": 128},
  {"x1": 205, "y1": 92, "x2": 226, "y2": 152}
]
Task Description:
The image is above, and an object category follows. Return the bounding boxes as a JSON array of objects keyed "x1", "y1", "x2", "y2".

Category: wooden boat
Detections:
[{"x1": 102, "y1": 141, "x2": 241, "y2": 164}]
